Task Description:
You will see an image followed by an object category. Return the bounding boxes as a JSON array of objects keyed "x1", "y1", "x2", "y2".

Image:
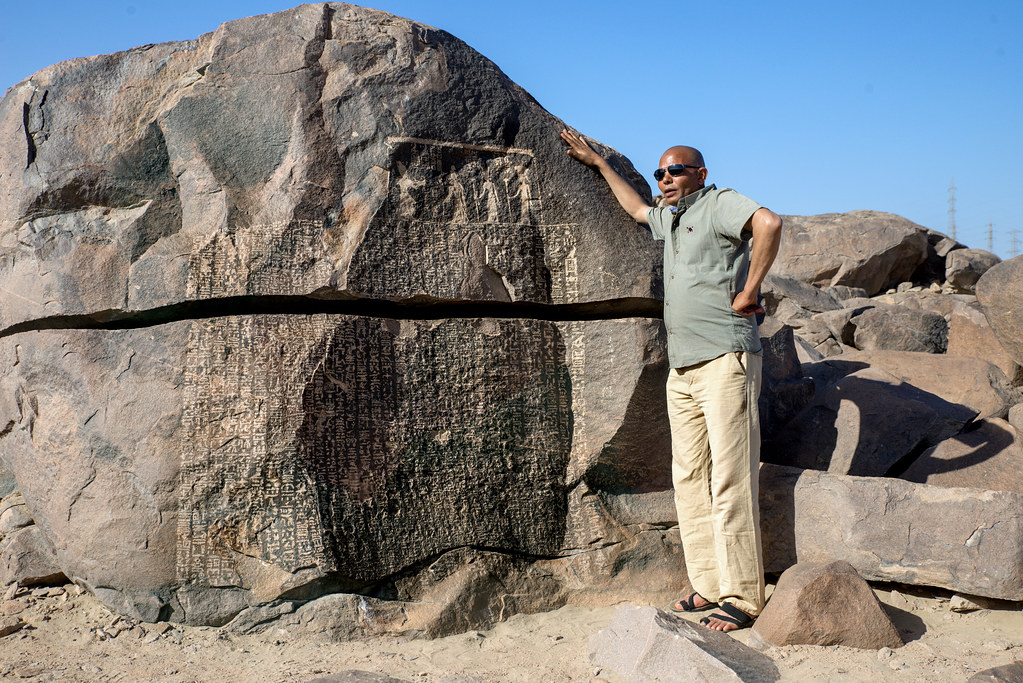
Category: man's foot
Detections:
[
  {"x1": 670, "y1": 592, "x2": 718, "y2": 613},
  {"x1": 699, "y1": 602, "x2": 755, "y2": 632}
]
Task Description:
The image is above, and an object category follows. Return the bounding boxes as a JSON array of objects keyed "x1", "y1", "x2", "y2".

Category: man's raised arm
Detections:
[{"x1": 560, "y1": 129, "x2": 651, "y2": 225}]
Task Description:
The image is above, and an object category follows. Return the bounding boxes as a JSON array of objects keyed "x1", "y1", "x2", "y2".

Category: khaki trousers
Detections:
[{"x1": 667, "y1": 351, "x2": 765, "y2": 616}]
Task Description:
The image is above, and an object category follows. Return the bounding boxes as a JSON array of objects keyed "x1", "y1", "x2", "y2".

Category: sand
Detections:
[{"x1": 2, "y1": 582, "x2": 1022, "y2": 682}]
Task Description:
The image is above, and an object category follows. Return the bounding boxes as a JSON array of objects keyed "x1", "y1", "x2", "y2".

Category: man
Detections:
[{"x1": 560, "y1": 129, "x2": 782, "y2": 632}]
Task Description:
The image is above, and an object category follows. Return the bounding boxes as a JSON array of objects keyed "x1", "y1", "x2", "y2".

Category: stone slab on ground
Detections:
[
  {"x1": 588, "y1": 605, "x2": 778, "y2": 682},
  {"x1": 309, "y1": 673, "x2": 409, "y2": 683},
  {"x1": 751, "y1": 560, "x2": 903, "y2": 650},
  {"x1": 760, "y1": 463, "x2": 1023, "y2": 601},
  {"x1": 967, "y1": 660, "x2": 1023, "y2": 682}
]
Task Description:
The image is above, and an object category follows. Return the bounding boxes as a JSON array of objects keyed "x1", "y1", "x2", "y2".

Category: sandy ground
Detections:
[{"x1": 2, "y1": 582, "x2": 1022, "y2": 682}]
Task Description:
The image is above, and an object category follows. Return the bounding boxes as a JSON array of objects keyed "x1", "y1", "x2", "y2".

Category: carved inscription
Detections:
[
  {"x1": 346, "y1": 138, "x2": 579, "y2": 304},
  {"x1": 177, "y1": 315, "x2": 572, "y2": 585}
]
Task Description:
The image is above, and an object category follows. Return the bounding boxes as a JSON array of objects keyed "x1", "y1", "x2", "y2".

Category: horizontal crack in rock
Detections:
[{"x1": 0, "y1": 295, "x2": 664, "y2": 338}]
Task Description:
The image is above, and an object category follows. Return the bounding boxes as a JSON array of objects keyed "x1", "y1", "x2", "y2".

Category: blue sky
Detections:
[{"x1": 2, "y1": 1, "x2": 1020, "y2": 258}]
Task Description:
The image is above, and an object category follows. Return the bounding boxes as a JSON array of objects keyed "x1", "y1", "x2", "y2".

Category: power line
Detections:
[{"x1": 988, "y1": 222, "x2": 994, "y2": 252}]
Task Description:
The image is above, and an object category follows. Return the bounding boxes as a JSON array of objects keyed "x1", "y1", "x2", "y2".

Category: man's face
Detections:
[{"x1": 657, "y1": 149, "x2": 706, "y2": 206}]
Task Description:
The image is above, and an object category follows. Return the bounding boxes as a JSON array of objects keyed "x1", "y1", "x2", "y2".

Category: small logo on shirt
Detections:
[{"x1": 686, "y1": 226, "x2": 694, "y2": 233}]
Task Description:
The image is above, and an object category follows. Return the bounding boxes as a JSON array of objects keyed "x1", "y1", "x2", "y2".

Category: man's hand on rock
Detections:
[{"x1": 561, "y1": 129, "x2": 603, "y2": 167}]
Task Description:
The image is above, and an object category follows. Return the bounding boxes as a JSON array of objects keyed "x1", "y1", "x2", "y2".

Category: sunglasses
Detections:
[{"x1": 653, "y1": 164, "x2": 700, "y2": 181}]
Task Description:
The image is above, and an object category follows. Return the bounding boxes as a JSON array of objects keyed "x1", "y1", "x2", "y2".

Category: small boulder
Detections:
[
  {"x1": 946, "y1": 248, "x2": 1001, "y2": 294},
  {"x1": 588, "y1": 605, "x2": 778, "y2": 682},
  {"x1": 751, "y1": 560, "x2": 903, "y2": 650},
  {"x1": 1, "y1": 526, "x2": 66, "y2": 587},
  {"x1": 850, "y1": 305, "x2": 948, "y2": 353}
]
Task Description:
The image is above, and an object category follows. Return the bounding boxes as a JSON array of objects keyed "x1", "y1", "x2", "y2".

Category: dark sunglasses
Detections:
[{"x1": 653, "y1": 164, "x2": 699, "y2": 181}]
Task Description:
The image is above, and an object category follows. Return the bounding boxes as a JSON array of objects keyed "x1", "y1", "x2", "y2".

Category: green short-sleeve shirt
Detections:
[{"x1": 646, "y1": 184, "x2": 763, "y2": 368}]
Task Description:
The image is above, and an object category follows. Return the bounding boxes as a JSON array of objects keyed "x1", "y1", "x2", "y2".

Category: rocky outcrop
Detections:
[
  {"x1": 772, "y1": 211, "x2": 928, "y2": 295},
  {"x1": 3, "y1": 1, "x2": 1023, "y2": 639}
]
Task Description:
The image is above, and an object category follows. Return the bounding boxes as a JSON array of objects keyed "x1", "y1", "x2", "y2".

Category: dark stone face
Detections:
[{"x1": 176, "y1": 315, "x2": 571, "y2": 587}]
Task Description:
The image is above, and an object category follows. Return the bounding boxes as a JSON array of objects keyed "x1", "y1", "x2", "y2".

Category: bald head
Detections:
[{"x1": 661, "y1": 146, "x2": 705, "y2": 169}]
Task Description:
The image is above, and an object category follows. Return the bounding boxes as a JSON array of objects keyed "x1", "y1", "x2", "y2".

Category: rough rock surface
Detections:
[
  {"x1": 759, "y1": 464, "x2": 1023, "y2": 600},
  {"x1": 849, "y1": 304, "x2": 947, "y2": 353},
  {"x1": 1, "y1": 526, "x2": 65, "y2": 588},
  {"x1": 967, "y1": 660, "x2": 1023, "y2": 682},
  {"x1": 0, "y1": 313, "x2": 673, "y2": 628},
  {"x1": 900, "y1": 418, "x2": 1023, "y2": 494},
  {"x1": 772, "y1": 211, "x2": 928, "y2": 295},
  {"x1": 946, "y1": 248, "x2": 1001, "y2": 294},
  {"x1": 0, "y1": 3, "x2": 660, "y2": 331},
  {"x1": 977, "y1": 256, "x2": 1023, "y2": 368},
  {"x1": 948, "y1": 303, "x2": 1023, "y2": 385},
  {"x1": 825, "y1": 351, "x2": 1021, "y2": 420},
  {"x1": 757, "y1": 317, "x2": 815, "y2": 440},
  {"x1": 588, "y1": 605, "x2": 778, "y2": 682},
  {"x1": 751, "y1": 561, "x2": 903, "y2": 650},
  {"x1": 764, "y1": 365, "x2": 975, "y2": 476}
]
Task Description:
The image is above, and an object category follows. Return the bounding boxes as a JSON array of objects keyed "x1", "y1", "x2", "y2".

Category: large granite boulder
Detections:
[
  {"x1": 977, "y1": 255, "x2": 1023, "y2": 368},
  {"x1": 0, "y1": 4, "x2": 675, "y2": 632},
  {"x1": 0, "y1": 3, "x2": 660, "y2": 333},
  {"x1": 760, "y1": 464, "x2": 1023, "y2": 601},
  {"x1": 772, "y1": 211, "x2": 928, "y2": 295}
]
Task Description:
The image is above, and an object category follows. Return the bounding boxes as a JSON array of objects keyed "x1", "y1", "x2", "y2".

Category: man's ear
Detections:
[{"x1": 698, "y1": 167, "x2": 708, "y2": 185}]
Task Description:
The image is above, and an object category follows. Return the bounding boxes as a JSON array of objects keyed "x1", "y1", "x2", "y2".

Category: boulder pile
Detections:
[{"x1": 1, "y1": 3, "x2": 1022, "y2": 638}]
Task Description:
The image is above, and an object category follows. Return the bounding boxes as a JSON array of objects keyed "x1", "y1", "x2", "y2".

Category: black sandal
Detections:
[
  {"x1": 670, "y1": 592, "x2": 718, "y2": 613},
  {"x1": 699, "y1": 602, "x2": 755, "y2": 630}
]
